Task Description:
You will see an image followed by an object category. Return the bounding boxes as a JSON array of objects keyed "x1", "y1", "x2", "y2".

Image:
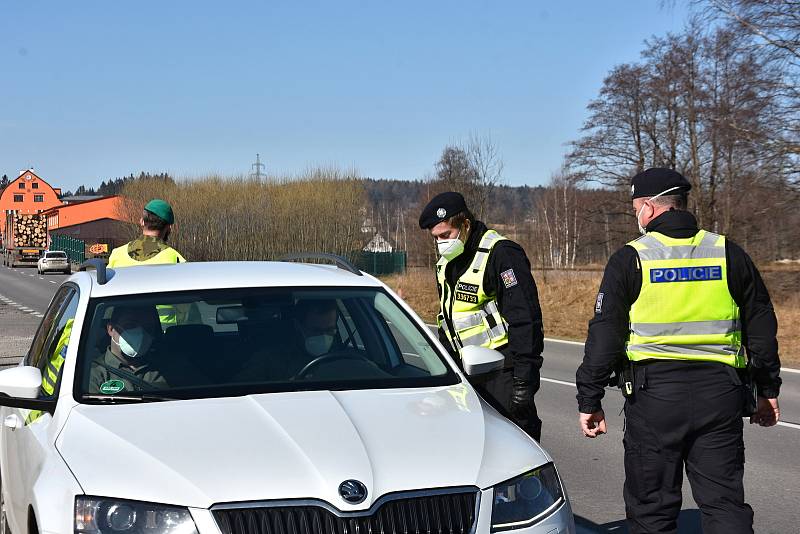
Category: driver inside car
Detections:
[
  {"x1": 88, "y1": 305, "x2": 169, "y2": 394},
  {"x1": 233, "y1": 299, "x2": 342, "y2": 381}
]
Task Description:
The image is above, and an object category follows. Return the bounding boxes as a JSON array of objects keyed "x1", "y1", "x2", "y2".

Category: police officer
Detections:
[
  {"x1": 108, "y1": 199, "x2": 186, "y2": 268},
  {"x1": 576, "y1": 168, "x2": 782, "y2": 534},
  {"x1": 419, "y1": 192, "x2": 544, "y2": 441}
]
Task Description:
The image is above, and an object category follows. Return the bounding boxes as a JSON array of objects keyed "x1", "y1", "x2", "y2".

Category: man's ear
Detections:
[{"x1": 139, "y1": 217, "x2": 145, "y2": 227}]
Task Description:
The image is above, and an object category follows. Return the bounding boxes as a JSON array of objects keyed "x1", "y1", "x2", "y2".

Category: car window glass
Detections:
[
  {"x1": 26, "y1": 287, "x2": 73, "y2": 367},
  {"x1": 373, "y1": 292, "x2": 447, "y2": 374},
  {"x1": 38, "y1": 290, "x2": 80, "y2": 397},
  {"x1": 76, "y1": 287, "x2": 456, "y2": 401}
]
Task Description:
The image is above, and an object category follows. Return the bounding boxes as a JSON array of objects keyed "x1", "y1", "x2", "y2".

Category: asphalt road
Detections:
[{"x1": 1, "y1": 264, "x2": 798, "y2": 532}]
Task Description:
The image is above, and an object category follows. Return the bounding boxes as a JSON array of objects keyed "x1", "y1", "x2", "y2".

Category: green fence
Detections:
[
  {"x1": 353, "y1": 251, "x2": 407, "y2": 276},
  {"x1": 50, "y1": 234, "x2": 85, "y2": 265}
]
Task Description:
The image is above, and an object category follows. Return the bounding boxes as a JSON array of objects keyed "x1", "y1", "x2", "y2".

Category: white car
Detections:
[
  {"x1": 0, "y1": 257, "x2": 575, "y2": 534},
  {"x1": 37, "y1": 251, "x2": 71, "y2": 275}
]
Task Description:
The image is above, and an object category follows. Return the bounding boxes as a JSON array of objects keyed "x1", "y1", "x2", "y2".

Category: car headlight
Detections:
[
  {"x1": 491, "y1": 463, "x2": 565, "y2": 531},
  {"x1": 75, "y1": 496, "x2": 198, "y2": 534}
]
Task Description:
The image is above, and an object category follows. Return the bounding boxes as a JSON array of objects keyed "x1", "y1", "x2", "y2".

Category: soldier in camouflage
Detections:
[{"x1": 108, "y1": 199, "x2": 186, "y2": 267}]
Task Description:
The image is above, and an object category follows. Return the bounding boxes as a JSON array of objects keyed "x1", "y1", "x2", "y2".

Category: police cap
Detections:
[
  {"x1": 144, "y1": 199, "x2": 175, "y2": 225},
  {"x1": 631, "y1": 168, "x2": 692, "y2": 199},
  {"x1": 418, "y1": 192, "x2": 468, "y2": 229}
]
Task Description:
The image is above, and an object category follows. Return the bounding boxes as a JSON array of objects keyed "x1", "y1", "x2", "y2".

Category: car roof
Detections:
[{"x1": 78, "y1": 261, "x2": 383, "y2": 298}]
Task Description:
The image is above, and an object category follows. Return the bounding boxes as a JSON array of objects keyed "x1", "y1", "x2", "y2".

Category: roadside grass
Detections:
[{"x1": 382, "y1": 267, "x2": 800, "y2": 367}]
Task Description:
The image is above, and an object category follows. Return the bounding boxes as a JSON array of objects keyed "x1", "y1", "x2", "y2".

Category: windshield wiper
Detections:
[{"x1": 81, "y1": 393, "x2": 181, "y2": 403}]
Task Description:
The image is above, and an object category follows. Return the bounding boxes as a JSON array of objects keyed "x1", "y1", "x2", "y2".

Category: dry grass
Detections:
[{"x1": 382, "y1": 268, "x2": 800, "y2": 367}]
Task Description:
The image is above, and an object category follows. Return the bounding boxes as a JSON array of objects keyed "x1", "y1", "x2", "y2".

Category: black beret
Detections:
[
  {"x1": 418, "y1": 192, "x2": 468, "y2": 229},
  {"x1": 631, "y1": 168, "x2": 692, "y2": 199}
]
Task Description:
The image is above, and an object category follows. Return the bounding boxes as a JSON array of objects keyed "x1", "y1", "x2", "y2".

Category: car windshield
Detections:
[{"x1": 75, "y1": 287, "x2": 457, "y2": 403}]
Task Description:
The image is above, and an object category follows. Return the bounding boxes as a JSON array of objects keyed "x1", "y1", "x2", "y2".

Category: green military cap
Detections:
[{"x1": 144, "y1": 199, "x2": 174, "y2": 225}]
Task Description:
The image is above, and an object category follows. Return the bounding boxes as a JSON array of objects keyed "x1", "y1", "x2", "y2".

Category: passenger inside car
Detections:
[{"x1": 88, "y1": 305, "x2": 169, "y2": 394}]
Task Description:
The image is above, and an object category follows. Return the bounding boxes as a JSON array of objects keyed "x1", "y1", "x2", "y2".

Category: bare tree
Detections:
[{"x1": 465, "y1": 132, "x2": 505, "y2": 219}]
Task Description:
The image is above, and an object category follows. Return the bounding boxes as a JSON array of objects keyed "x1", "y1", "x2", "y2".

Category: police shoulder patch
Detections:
[
  {"x1": 500, "y1": 269, "x2": 518, "y2": 288},
  {"x1": 595, "y1": 292, "x2": 604, "y2": 314}
]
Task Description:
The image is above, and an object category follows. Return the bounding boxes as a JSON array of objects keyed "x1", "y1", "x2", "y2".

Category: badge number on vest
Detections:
[
  {"x1": 650, "y1": 266, "x2": 722, "y2": 283},
  {"x1": 455, "y1": 291, "x2": 478, "y2": 303}
]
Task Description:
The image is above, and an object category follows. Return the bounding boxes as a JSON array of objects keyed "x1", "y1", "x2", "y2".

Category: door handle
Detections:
[{"x1": 3, "y1": 415, "x2": 21, "y2": 431}]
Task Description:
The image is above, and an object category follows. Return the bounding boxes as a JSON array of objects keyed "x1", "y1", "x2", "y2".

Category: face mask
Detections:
[
  {"x1": 436, "y1": 231, "x2": 464, "y2": 260},
  {"x1": 305, "y1": 335, "x2": 335, "y2": 357},
  {"x1": 636, "y1": 186, "x2": 682, "y2": 234},
  {"x1": 112, "y1": 327, "x2": 153, "y2": 359}
]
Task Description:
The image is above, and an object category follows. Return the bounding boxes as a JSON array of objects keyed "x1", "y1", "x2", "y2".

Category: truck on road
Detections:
[{"x1": 2, "y1": 212, "x2": 47, "y2": 268}]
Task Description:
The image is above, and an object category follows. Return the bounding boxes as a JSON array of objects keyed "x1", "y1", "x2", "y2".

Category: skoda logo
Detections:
[{"x1": 338, "y1": 479, "x2": 368, "y2": 504}]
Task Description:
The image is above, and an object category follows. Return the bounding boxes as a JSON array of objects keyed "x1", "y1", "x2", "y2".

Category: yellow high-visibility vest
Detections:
[
  {"x1": 437, "y1": 230, "x2": 510, "y2": 355},
  {"x1": 626, "y1": 230, "x2": 744, "y2": 368},
  {"x1": 108, "y1": 242, "x2": 186, "y2": 326}
]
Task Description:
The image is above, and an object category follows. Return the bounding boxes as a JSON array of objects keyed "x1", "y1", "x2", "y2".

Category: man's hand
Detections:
[
  {"x1": 580, "y1": 411, "x2": 607, "y2": 438},
  {"x1": 750, "y1": 397, "x2": 780, "y2": 427},
  {"x1": 509, "y1": 378, "x2": 535, "y2": 420}
]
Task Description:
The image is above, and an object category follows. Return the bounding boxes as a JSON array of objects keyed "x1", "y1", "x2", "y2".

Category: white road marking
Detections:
[
  {"x1": 544, "y1": 337, "x2": 800, "y2": 374},
  {"x1": 540, "y1": 374, "x2": 799, "y2": 431},
  {"x1": 545, "y1": 337, "x2": 586, "y2": 347},
  {"x1": 541, "y1": 377, "x2": 578, "y2": 388},
  {"x1": 49, "y1": 280, "x2": 57, "y2": 284},
  {"x1": 426, "y1": 325, "x2": 800, "y2": 374}
]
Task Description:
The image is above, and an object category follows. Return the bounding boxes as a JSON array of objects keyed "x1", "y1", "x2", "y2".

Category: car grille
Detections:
[{"x1": 213, "y1": 490, "x2": 478, "y2": 534}]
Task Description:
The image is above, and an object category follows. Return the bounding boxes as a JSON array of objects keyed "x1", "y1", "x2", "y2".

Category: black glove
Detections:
[{"x1": 509, "y1": 377, "x2": 535, "y2": 421}]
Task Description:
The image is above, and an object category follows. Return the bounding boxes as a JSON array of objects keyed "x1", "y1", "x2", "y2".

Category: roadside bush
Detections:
[{"x1": 119, "y1": 168, "x2": 367, "y2": 261}]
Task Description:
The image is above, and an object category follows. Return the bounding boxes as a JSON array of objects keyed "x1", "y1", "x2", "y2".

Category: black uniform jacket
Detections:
[
  {"x1": 437, "y1": 220, "x2": 544, "y2": 379},
  {"x1": 576, "y1": 210, "x2": 782, "y2": 414}
]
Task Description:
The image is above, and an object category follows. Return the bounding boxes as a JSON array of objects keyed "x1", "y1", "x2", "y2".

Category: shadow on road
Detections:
[{"x1": 575, "y1": 510, "x2": 702, "y2": 533}]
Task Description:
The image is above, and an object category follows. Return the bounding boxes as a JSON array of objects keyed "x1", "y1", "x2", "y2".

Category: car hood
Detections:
[{"x1": 58, "y1": 385, "x2": 549, "y2": 509}]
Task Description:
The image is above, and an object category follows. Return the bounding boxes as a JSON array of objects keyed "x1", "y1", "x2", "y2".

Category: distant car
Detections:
[
  {"x1": 37, "y1": 250, "x2": 70, "y2": 274},
  {"x1": 0, "y1": 257, "x2": 575, "y2": 534}
]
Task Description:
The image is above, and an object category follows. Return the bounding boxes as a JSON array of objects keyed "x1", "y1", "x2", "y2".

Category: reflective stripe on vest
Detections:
[
  {"x1": 437, "y1": 230, "x2": 510, "y2": 354},
  {"x1": 108, "y1": 243, "x2": 186, "y2": 327},
  {"x1": 626, "y1": 230, "x2": 744, "y2": 368}
]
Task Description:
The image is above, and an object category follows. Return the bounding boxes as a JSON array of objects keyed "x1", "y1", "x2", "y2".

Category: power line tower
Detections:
[{"x1": 250, "y1": 153, "x2": 266, "y2": 180}]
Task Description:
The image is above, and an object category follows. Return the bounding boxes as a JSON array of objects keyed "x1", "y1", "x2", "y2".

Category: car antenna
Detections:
[
  {"x1": 79, "y1": 259, "x2": 110, "y2": 285},
  {"x1": 278, "y1": 252, "x2": 362, "y2": 276}
]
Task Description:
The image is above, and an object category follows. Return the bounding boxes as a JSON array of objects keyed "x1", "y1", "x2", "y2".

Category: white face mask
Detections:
[
  {"x1": 436, "y1": 230, "x2": 464, "y2": 260},
  {"x1": 112, "y1": 327, "x2": 153, "y2": 359},
  {"x1": 305, "y1": 335, "x2": 335, "y2": 357},
  {"x1": 636, "y1": 186, "x2": 682, "y2": 234}
]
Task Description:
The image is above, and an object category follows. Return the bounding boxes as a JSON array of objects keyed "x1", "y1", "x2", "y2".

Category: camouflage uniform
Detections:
[{"x1": 126, "y1": 235, "x2": 182, "y2": 261}]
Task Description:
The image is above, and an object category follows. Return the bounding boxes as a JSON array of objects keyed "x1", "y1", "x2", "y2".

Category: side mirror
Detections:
[
  {"x1": 0, "y1": 366, "x2": 43, "y2": 399},
  {"x1": 0, "y1": 366, "x2": 57, "y2": 413},
  {"x1": 460, "y1": 346, "x2": 505, "y2": 376}
]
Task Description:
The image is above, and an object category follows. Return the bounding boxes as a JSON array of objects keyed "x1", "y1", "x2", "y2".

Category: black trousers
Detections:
[
  {"x1": 623, "y1": 362, "x2": 753, "y2": 534},
  {"x1": 471, "y1": 367, "x2": 542, "y2": 441}
]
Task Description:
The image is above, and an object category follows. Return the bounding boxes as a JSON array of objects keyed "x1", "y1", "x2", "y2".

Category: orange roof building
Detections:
[
  {"x1": 0, "y1": 170, "x2": 63, "y2": 242},
  {"x1": 44, "y1": 195, "x2": 126, "y2": 231},
  {"x1": 44, "y1": 195, "x2": 134, "y2": 253}
]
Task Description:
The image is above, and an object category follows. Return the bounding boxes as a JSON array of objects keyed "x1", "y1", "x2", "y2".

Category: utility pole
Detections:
[{"x1": 250, "y1": 153, "x2": 266, "y2": 180}]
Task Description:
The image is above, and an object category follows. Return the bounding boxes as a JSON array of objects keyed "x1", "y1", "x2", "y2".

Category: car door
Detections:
[{"x1": 0, "y1": 285, "x2": 79, "y2": 530}]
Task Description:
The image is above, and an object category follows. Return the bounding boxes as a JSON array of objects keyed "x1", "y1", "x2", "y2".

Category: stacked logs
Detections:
[{"x1": 11, "y1": 214, "x2": 47, "y2": 248}]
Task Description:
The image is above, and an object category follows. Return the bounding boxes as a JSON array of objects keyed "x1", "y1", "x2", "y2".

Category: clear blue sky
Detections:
[{"x1": 0, "y1": 1, "x2": 689, "y2": 191}]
